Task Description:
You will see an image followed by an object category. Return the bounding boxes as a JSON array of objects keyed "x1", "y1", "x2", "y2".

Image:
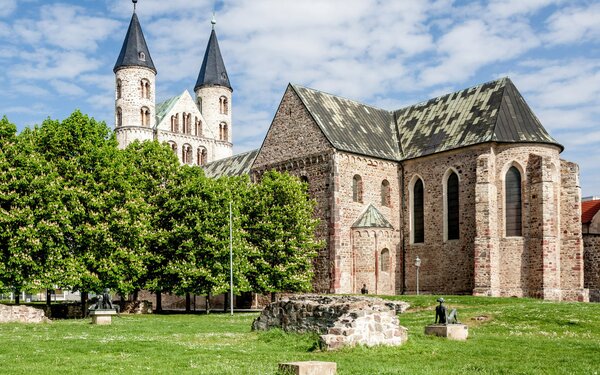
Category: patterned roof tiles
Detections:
[
  {"x1": 203, "y1": 149, "x2": 259, "y2": 178},
  {"x1": 352, "y1": 204, "x2": 393, "y2": 229}
]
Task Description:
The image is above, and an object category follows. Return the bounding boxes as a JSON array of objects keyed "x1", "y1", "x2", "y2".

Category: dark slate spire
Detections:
[
  {"x1": 113, "y1": 11, "x2": 156, "y2": 74},
  {"x1": 195, "y1": 20, "x2": 232, "y2": 91}
]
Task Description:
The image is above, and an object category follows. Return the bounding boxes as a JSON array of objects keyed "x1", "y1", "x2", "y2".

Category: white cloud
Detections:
[
  {"x1": 13, "y1": 4, "x2": 120, "y2": 51},
  {"x1": 12, "y1": 50, "x2": 101, "y2": 80},
  {"x1": 487, "y1": 0, "x2": 562, "y2": 18},
  {"x1": 50, "y1": 80, "x2": 86, "y2": 97},
  {"x1": 419, "y1": 19, "x2": 539, "y2": 86},
  {"x1": 0, "y1": 0, "x2": 16, "y2": 18},
  {"x1": 544, "y1": 3, "x2": 600, "y2": 44}
]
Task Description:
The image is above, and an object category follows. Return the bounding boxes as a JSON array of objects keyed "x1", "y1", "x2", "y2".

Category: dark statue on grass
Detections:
[
  {"x1": 88, "y1": 288, "x2": 120, "y2": 313},
  {"x1": 435, "y1": 298, "x2": 459, "y2": 324}
]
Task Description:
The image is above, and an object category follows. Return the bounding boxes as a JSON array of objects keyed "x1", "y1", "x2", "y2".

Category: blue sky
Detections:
[{"x1": 0, "y1": 0, "x2": 599, "y2": 195}]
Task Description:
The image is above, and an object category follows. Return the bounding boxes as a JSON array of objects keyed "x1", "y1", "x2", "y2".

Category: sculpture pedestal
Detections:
[
  {"x1": 89, "y1": 310, "x2": 118, "y2": 325},
  {"x1": 424, "y1": 324, "x2": 468, "y2": 341},
  {"x1": 278, "y1": 361, "x2": 337, "y2": 375}
]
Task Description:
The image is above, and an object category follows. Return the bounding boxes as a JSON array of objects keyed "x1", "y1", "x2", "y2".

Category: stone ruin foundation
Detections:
[
  {"x1": 252, "y1": 295, "x2": 409, "y2": 350},
  {"x1": 0, "y1": 304, "x2": 51, "y2": 323}
]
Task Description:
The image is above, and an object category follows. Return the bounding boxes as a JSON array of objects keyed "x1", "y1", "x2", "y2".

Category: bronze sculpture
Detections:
[{"x1": 435, "y1": 297, "x2": 458, "y2": 324}]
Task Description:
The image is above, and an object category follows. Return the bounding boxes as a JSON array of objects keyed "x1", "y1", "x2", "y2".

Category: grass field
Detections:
[{"x1": 0, "y1": 296, "x2": 598, "y2": 374}]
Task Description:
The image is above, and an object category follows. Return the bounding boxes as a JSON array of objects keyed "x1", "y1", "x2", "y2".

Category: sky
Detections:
[{"x1": 0, "y1": 0, "x2": 599, "y2": 195}]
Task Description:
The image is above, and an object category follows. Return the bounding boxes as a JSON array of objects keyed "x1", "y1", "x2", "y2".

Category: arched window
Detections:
[
  {"x1": 219, "y1": 122, "x2": 228, "y2": 141},
  {"x1": 116, "y1": 107, "x2": 122, "y2": 127},
  {"x1": 197, "y1": 147, "x2": 207, "y2": 166},
  {"x1": 170, "y1": 115, "x2": 176, "y2": 132},
  {"x1": 138, "y1": 51, "x2": 146, "y2": 61},
  {"x1": 169, "y1": 142, "x2": 177, "y2": 153},
  {"x1": 141, "y1": 107, "x2": 150, "y2": 127},
  {"x1": 182, "y1": 112, "x2": 187, "y2": 133},
  {"x1": 182, "y1": 144, "x2": 192, "y2": 164},
  {"x1": 175, "y1": 114, "x2": 179, "y2": 133},
  {"x1": 197, "y1": 97, "x2": 202, "y2": 113},
  {"x1": 505, "y1": 166, "x2": 522, "y2": 236},
  {"x1": 219, "y1": 96, "x2": 228, "y2": 114},
  {"x1": 186, "y1": 114, "x2": 192, "y2": 134},
  {"x1": 352, "y1": 175, "x2": 363, "y2": 203},
  {"x1": 140, "y1": 79, "x2": 150, "y2": 99},
  {"x1": 412, "y1": 178, "x2": 424, "y2": 243},
  {"x1": 195, "y1": 117, "x2": 202, "y2": 136},
  {"x1": 116, "y1": 79, "x2": 122, "y2": 99},
  {"x1": 446, "y1": 172, "x2": 460, "y2": 240},
  {"x1": 381, "y1": 180, "x2": 391, "y2": 207},
  {"x1": 380, "y1": 249, "x2": 390, "y2": 272}
]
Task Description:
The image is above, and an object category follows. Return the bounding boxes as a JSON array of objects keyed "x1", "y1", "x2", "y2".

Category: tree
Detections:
[
  {"x1": 244, "y1": 171, "x2": 321, "y2": 300},
  {"x1": 155, "y1": 167, "x2": 254, "y2": 308}
]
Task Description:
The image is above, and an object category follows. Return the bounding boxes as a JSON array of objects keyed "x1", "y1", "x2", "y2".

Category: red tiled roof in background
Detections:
[{"x1": 582, "y1": 200, "x2": 600, "y2": 224}]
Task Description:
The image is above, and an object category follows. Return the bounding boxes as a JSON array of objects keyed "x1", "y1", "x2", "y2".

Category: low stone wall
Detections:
[
  {"x1": 252, "y1": 295, "x2": 409, "y2": 350},
  {"x1": 0, "y1": 304, "x2": 50, "y2": 323},
  {"x1": 120, "y1": 300, "x2": 152, "y2": 314}
]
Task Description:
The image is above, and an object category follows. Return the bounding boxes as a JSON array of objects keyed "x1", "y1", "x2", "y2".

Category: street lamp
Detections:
[{"x1": 415, "y1": 256, "x2": 421, "y2": 295}]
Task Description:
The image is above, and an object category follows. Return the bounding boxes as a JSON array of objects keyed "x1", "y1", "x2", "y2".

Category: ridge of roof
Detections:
[
  {"x1": 195, "y1": 29, "x2": 232, "y2": 91},
  {"x1": 114, "y1": 13, "x2": 156, "y2": 74}
]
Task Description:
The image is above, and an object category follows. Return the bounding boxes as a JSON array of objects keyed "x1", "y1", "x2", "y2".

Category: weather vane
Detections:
[
  {"x1": 133, "y1": 0, "x2": 138, "y2": 12},
  {"x1": 211, "y1": 12, "x2": 216, "y2": 30}
]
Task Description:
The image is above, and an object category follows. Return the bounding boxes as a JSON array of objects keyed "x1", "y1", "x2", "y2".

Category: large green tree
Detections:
[{"x1": 244, "y1": 171, "x2": 321, "y2": 300}]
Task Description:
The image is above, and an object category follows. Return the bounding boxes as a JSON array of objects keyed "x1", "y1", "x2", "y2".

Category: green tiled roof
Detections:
[
  {"x1": 352, "y1": 204, "x2": 393, "y2": 229},
  {"x1": 292, "y1": 84, "x2": 399, "y2": 161},
  {"x1": 395, "y1": 77, "x2": 561, "y2": 159},
  {"x1": 155, "y1": 94, "x2": 181, "y2": 126},
  {"x1": 203, "y1": 149, "x2": 259, "y2": 178},
  {"x1": 291, "y1": 78, "x2": 561, "y2": 162}
]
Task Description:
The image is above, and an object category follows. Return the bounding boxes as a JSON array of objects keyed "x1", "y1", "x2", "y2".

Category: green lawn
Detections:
[{"x1": 0, "y1": 296, "x2": 598, "y2": 374}]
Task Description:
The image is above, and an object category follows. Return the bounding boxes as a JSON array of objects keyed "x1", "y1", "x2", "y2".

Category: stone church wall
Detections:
[
  {"x1": 583, "y1": 234, "x2": 600, "y2": 302},
  {"x1": 252, "y1": 87, "x2": 336, "y2": 293},
  {"x1": 401, "y1": 145, "x2": 482, "y2": 295},
  {"x1": 335, "y1": 152, "x2": 400, "y2": 294}
]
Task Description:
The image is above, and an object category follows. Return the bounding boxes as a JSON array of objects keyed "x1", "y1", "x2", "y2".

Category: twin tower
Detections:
[{"x1": 113, "y1": 8, "x2": 233, "y2": 164}]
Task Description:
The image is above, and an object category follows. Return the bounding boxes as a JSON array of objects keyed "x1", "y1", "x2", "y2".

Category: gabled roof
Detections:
[
  {"x1": 155, "y1": 94, "x2": 181, "y2": 125},
  {"x1": 291, "y1": 84, "x2": 399, "y2": 161},
  {"x1": 582, "y1": 200, "x2": 600, "y2": 224},
  {"x1": 352, "y1": 204, "x2": 393, "y2": 229},
  {"x1": 114, "y1": 13, "x2": 156, "y2": 74},
  {"x1": 195, "y1": 29, "x2": 232, "y2": 91},
  {"x1": 203, "y1": 149, "x2": 259, "y2": 178},
  {"x1": 395, "y1": 78, "x2": 561, "y2": 159},
  {"x1": 288, "y1": 78, "x2": 561, "y2": 162}
]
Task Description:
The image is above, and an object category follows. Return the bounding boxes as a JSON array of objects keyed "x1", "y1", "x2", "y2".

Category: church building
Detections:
[{"x1": 115, "y1": 6, "x2": 589, "y2": 302}]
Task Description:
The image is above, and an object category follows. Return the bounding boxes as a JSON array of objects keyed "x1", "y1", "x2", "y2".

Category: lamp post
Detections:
[{"x1": 415, "y1": 256, "x2": 421, "y2": 295}]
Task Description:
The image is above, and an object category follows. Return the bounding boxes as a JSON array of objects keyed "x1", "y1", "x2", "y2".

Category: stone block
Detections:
[
  {"x1": 89, "y1": 310, "x2": 118, "y2": 325},
  {"x1": 424, "y1": 324, "x2": 468, "y2": 341},
  {"x1": 278, "y1": 361, "x2": 336, "y2": 375}
]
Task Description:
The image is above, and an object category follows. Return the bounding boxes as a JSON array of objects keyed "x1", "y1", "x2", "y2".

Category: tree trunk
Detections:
[
  {"x1": 14, "y1": 290, "x2": 20, "y2": 305},
  {"x1": 133, "y1": 289, "x2": 139, "y2": 301},
  {"x1": 46, "y1": 289, "x2": 52, "y2": 306},
  {"x1": 80, "y1": 292, "x2": 88, "y2": 317},
  {"x1": 271, "y1": 292, "x2": 277, "y2": 303},
  {"x1": 155, "y1": 290, "x2": 162, "y2": 313},
  {"x1": 206, "y1": 292, "x2": 211, "y2": 314},
  {"x1": 223, "y1": 292, "x2": 228, "y2": 312},
  {"x1": 185, "y1": 293, "x2": 191, "y2": 312}
]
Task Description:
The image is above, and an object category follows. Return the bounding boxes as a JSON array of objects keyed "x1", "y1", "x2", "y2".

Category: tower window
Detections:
[
  {"x1": 505, "y1": 166, "x2": 522, "y2": 236},
  {"x1": 219, "y1": 96, "x2": 228, "y2": 115},
  {"x1": 352, "y1": 175, "x2": 363, "y2": 203},
  {"x1": 138, "y1": 52, "x2": 146, "y2": 61},
  {"x1": 141, "y1": 107, "x2": 150, "y2": 127},
  {"x1": 446, "y1": 172, "x2": 459, "y2": 240},
  {"x1": 169, "y1": 142, "x2": 177, "y2": 153},
  {"x1": 116, "y1": 79, "x2": 122, "y2": 99},
  {"x1": 141, "y1": 79, "x2": 150, "y2": 99},
  {"x1": 116, "y1": 107, "x2": 122, "y2": 127},
  {"x1": 219, "y1": 122, "x2": 228, "y2": 141},
  {"x1": 412, "y1": 178, "x2": 424, "y2": 243},
  {"x1": 381, "y1": 179, "x2": 391, "y2": 207}
]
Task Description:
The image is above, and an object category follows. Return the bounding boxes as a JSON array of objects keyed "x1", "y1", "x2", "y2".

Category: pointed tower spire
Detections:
[
  {"x1": 113, "y1": 7, "x2": 156, "y2": 74},
  {"x1": 194, "y1": 17, "x2": 232, "y2": 91}
]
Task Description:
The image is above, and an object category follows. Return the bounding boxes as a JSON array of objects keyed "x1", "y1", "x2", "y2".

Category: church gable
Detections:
[
  {"x1": 155, "y1": 90, "x2": 205, "y2": 134},
  {"x1": 292, "y1": 85, "x2": 399, "y2": 161},
  {"x1": 253, "y1": 85, "x2": 333, "y2": 168}
]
